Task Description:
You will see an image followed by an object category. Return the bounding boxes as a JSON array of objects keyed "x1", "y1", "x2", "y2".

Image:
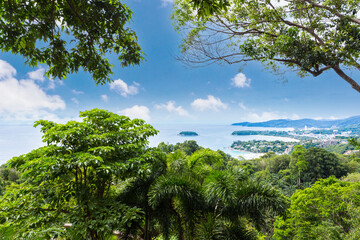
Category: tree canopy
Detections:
[
  {"x1": 0, "y1": 109, "x2": 158, "y2": 239},
  {"x1": 172, "y1": 0, "x2": 360, "y2": 93},
  {"x1": 0, "y1": 0, "x2": 143, "y2": 85},
  {"x1": 274, "y1": 177, "x2": 360, "y2": 239}
]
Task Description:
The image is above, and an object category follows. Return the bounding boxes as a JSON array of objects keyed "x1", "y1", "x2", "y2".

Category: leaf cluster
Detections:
[{"x1": 0, "y1": 0, "x2": 143, "y2": 84}]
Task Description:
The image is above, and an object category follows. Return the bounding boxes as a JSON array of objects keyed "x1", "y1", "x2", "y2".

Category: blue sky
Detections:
[{"x1": 1, "y1": 0, "x2": 360, "y2": 126}]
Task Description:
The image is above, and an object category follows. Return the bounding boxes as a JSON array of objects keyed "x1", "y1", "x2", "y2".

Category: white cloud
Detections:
[
  {"x1": 119, "y1": 105, "x2": 150, "y2": 121},
  {"x1": 245, "y1": 111, "x2": 300, "y2": 122},
  {"x1": 72, "y1": 89, "x2": 84, "y2": 95},
  {"x1": 109, "y1": 79, "x2": 139, "y2": 97},
  {"x1": 161, "y1": 0, "x2": 173, "y2": 7},
  {"x1": 0, "y1": 60, "x2": 65, "y2": 122},
  {"x1": 155, "y1": 101, "x2": 189, "y2": 116},
  {"x1": 0, "y1": 79, "x2": 65, "y2": 112},
  {"x1": 239, "y1": 102, "x2": 247, "y2": 110},
  {"x1": 47, "y1": 75, "x2": 63, "y2": 90},
  {"x1": 71, "y1": 98, "x2": 79, "y2": 105},
  {"x1": 28, "y1": 67, "x2": 46, "y2": 82},
  {"x1": 231, "y1": 73, "x2": 251, "y2": 88},
  {"x1": 0, "y1": 60, "x2": 16, "y2": 80},
  {"x1": 47, "y1": 79, "x2": 56, "y2": 90},
  {"x1": 101, "y1": 94, "x2": 108, "y2": 102},
  {"x1": 313, "y1": 116, "x2": 340, "y2": 120},
  {"x1": 191, "y1": 95, "x2": 227, "y2": 111}
]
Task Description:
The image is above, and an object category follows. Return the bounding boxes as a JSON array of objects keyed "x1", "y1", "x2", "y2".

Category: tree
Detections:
[
  {"x1": 0, "y1": 109, "x2": 158, "y2": 239},
  {"x1": 290, "y1": 145, "x2": 308, "y2": 188},
  {"x1": 174, "y1": 140, "x2": 203, "y2": 156},
  {"x1": 117, "y1": 150, "x2": 168, "y2": 240},
  {"x1": 157, "y1": 140, "x2": 202, "y2": 155},
  {"x1": 0, "y1": 0, "x2": 143, "y2": 85},
  {"x1": 302, "y1": 147, "x2": 347, "y2": 183},
  {"x1": 273, "y1": 177, "x2": 360, "y2": 239},
  {"x1": 149, "y1": 149, "x2": 288, "y2": 240},
  {"x1": 172, "y1": 0, "x2": 360, "y2": 93}
]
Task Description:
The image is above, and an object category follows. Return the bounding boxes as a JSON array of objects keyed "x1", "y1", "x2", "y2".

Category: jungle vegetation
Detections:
[{"x1": 1, "y1": 109, "x2": 360, "y2": 239}]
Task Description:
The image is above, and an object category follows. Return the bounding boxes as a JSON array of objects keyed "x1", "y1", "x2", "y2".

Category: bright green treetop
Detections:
[
  {"x1": 0, "y1": 0, "x2": 143, "y2": 85},
  {"x1": 0, "y1": 109, "x2": 158, "y2": 239},
  {"x1": 273, "y1": 177, "x2": 360, "y2": 239}
]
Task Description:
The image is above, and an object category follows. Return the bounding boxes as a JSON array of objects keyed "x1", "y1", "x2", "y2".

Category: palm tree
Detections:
[
  {"x1": 197, "y1": 167, "x2": 288, "y2": 239},
  {"x1": 149, "y1": 149, "x2": 289, "y2": 239},
  {"x1": 116, "y1": 149, "x2": 168, "y2": 240}
]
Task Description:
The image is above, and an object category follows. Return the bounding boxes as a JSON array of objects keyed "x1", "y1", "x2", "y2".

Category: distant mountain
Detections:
[{"x1": 232, "y1": 116, "x2": 360, "y2": 129}]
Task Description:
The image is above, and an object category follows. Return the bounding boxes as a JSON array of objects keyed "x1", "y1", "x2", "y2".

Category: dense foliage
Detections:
[
  {"x1": 2, "y1": 111, "x2": 360, "y2": 239},
  {"x1": 274, "y1": 177, "x2": 360, "y2": 239},
  {"x1": 0, "y1": 0, "x2": 143, "y2": 84},
  {"x1": 0, "y1": 109, "x2": 158, "y2": 239},
  {"x1": 0, "y1": 110, "x2": 289, "y2": 240}
]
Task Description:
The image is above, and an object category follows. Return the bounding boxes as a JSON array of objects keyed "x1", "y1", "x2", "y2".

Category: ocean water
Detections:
[
  {"x1": 0, "y1": 124, "x2": 297, "y2": 165},
  {"x1": 150, "y1": 124, "x2": 297, "y2": 159}
]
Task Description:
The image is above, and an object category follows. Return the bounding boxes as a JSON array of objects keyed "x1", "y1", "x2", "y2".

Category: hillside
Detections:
[{"x1": 232, "y1": 116, "x2": 360, "y2": 129}]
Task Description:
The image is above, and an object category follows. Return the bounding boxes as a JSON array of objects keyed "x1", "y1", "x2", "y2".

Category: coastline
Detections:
[{"x1": 226, "y1": 147, "x2": 264, "y2": 159}]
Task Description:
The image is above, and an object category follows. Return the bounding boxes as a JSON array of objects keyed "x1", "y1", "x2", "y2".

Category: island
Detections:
[{"x1": 179, "y1": 131, "x2": 198, "y2": 136}]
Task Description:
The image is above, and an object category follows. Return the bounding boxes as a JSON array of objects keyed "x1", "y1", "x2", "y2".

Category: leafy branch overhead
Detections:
[
  {"x1": 173, "y1": 0, "x2": 360, "y2": 93},
  {"x1": 0, "y1": 0, "x2": 143, "y2": 85}
]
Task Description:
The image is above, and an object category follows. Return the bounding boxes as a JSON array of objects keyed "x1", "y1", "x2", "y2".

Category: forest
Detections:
[{"x1": 1, "y1": 109, "x2": 360, "y2": 239}]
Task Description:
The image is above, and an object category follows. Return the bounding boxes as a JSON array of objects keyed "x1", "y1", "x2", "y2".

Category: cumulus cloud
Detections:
[
  {"x1": 109, "y1": 79, "x2": 139, "y2": 97},
  {"x1": 0, "y1": 60, "x2": 16, "y2": 80},
  {"x1": 155, "y1": 101, "x2": 189, "y2": 116},
  {"x1": 0, "y1": 60, "x2": 65, "y2": 122},
  {"x1": 313, "y1": 116, "x2": 340, "y2": 120},
  {"x1": 231, "y1": 73, "x2": 251, "y2": 88},
  {"x1": 27, "y1": 67, "x2": 61, "y2": 90},
  {"x1": 101, "y1": 94, "x2": 108, "y2": 102},
  {"x1": 245, "y1": 111, "x2": 299, "y2": 122},
  {"x1": 47, "y1": 79, "x2": 56, "y2": 90},
  {"x1": 119, "y1": 105, "x2": 150, "y2": 121},
  {"x1": 191, "y1": 95, "x2": 227, "y2": 111},
  {"x1": 28, "y1": 67, "x2": 46, "y2": 82}
]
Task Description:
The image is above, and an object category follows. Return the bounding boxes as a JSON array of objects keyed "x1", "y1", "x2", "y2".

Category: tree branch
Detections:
[
  {"x1": 301, "y1": 0, "x2": 360, "y2": 25},
  {"x1": 332, "y1": 65, "x2": 360, "y2": 93}
]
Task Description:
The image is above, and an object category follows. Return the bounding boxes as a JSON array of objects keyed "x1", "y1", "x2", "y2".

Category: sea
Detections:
[{"x1": 0, "y1": 124, "x2": 297, "y2": 165}]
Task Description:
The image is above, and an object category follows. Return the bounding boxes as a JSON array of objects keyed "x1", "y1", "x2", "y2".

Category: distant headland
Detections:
[{"x1": 232, "y1": 116, "x2": 360, "y2": 129}]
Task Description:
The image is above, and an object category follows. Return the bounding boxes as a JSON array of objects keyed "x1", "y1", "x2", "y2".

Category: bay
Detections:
[
  {"x1": 0, "y1": 123, "x2": 298, "y2": 165},
  {"x1": 149, "y1": 124, "x2": 297, "y2": 159}
]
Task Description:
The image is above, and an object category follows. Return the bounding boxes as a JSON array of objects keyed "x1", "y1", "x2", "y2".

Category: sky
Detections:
[{"x1": 1, "y1": 0, "x2": 360, "y2": 127}]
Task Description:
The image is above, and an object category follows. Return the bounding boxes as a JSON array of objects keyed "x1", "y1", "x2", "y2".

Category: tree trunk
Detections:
[
  {"x1": 177, "y1": 212, "x2": 184, "y2": 240},
  {"x1": 144, "y1": 209, "x2": 152, "y2": 240},
  {"x1": 332, "y1": 65, "x2": 360, "y2": 93}
]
